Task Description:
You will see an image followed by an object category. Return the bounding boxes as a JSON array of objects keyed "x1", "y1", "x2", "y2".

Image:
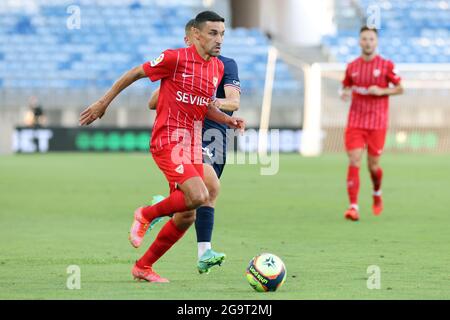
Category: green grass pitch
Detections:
[{"x1": 0, "y1": 153, "x2": 449, "y2": 299}]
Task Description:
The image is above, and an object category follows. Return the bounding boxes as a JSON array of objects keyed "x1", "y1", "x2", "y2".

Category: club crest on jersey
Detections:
[
  {"x1": 213, "y1": 77, "x2": 218, "y2": 88},
  {"x1": 373, "y1": 69, "x2": 381, "y2": 77},
  {"x1": 175, "y1": 164, "x2": 184, "y2": 174},
  {"x1": 150, "y1": 53, "x2": 164, "y2": 67}
]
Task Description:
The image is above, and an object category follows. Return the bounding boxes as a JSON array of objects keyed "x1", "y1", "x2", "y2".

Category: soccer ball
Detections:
[{"x1": 245, "y1": 253, "x2": 287, "y2": 292}]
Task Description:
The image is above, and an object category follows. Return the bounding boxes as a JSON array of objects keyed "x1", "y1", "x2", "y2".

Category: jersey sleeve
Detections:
[
  {"x1": 342, "y1": 64, "x2": 353, "y2": 87},
  {"x1": 223, "y1": 59, "x2": 241, "y2": 93},
  {"x1": 386, "y1": 60, "x2": 401, "y2": 85},
  {"x1": 142, "y1": 49, "x2": 177, "y2": 82}
]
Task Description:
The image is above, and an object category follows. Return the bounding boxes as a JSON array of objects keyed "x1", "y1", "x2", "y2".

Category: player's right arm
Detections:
[
  {"x1": 80, "y1": 50, "x2": 176, "y2": 125},
  {"x1": 79, "y1": 65, "x2": 146, "y2": 125},
  {"x1": 340, "y1": 64, "x2": 353, "y2": 101},
  {"x1": 340, "y1": 87, "x2": 352, "y2": 101},
  {"x1": 148, "y1": 88, "x2": 160, "y2": 110},
  {"x1": 205, "y1": 103, "x2": 245, "y2": 133}
]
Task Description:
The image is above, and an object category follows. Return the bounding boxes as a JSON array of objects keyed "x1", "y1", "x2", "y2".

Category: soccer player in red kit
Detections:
[
  {"x1": 79, "y1": 11, "x2": 245, "y2": 282},
  {"x1": 340, "y1": 26, "x2": 403, "y2": 221}
]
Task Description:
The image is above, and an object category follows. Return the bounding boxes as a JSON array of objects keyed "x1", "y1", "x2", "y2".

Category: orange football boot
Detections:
[
  {"x1": 372, "y1": 195, "x2": 383, "y2": 216},
  {"x1": 132, "y1": 264, "x2": 169, "y2": 283},
  {"x1": 129, "y1": 207, "x2": 150, "y2": 248},
  {"x1": 344, "y1": 207, "x2": 360, "y2": 221}
]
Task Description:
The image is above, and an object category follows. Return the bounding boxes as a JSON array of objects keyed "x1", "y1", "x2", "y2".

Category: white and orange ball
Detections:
[{"x1": 246, "y1": 253, "x2": 287, "y2": 292}]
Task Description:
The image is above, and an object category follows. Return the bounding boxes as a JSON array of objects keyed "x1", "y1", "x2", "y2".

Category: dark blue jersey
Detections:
[
  {"x1": 203, "y1": 55, "x2": 241, "y2": 135},
  {"x1": 202, "y1": 55, "x2": 240, "y2": 178}
]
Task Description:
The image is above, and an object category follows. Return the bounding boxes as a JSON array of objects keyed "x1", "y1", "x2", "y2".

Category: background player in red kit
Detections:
[
  {"x1": 79, "y1": 11, "x2": 245, "y2": 282},
  {"x1": 340, "y1": 26, "x2": 403, "y2": 221}
]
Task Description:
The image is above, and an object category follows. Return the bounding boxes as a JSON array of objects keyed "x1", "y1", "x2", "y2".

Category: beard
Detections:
[
  {"x1": 207, "y1": 44, "x2": 221, "y2": 57},
  {"x1": 363, "y1": 47, "x2": 375, "y2": 55},
  {"x1": 208, "y1": 49, "x2": 220, "y2": 57}
]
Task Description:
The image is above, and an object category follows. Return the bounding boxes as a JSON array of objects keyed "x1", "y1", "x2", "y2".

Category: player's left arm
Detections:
[
  {"x1": 215, "y1": 87, "x2": 240, "y2": 112},
  {"x1": 368, "y1": 61, "x2": 404, "y2": 96},
  {"x1": 148, "y1": 87, "x2": 160, "y2": 110},
  {"x1": 368, "y1": 83, "x2": 403, "y2": 96},
  {"x1": 216, "y1": 59, "x2": 241, "y2": 112}
]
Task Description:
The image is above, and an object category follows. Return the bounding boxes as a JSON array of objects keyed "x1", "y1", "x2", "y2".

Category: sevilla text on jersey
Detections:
[{"x1": 176, "y1": 91, "x2": 211, "y2": 106}]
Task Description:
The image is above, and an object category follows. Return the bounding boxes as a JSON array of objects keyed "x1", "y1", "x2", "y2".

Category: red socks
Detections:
[
  {"x1": 346, "y1": 165, "x2": 383, "y2": 207},
  {"x1": 347, "y1": 165, "x2": 360, "y2": 206},
  {"x1": 370, "y1": 168, "x2": 383, "y2": 192},
  {"x1": 136, "y1": 191, "x2": 191, "y2": 268},
  {"x1": 141, "y1": 190, "x2": 188, "y2": 222},
  {"x1": 136, "y1": 219, "x2": 186, "y2": 268}
]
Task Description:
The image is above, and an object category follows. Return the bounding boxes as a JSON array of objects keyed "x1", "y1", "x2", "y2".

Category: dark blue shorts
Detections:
[{"x1": 202, "y1": 143, "x2": 226, "y2": 179}]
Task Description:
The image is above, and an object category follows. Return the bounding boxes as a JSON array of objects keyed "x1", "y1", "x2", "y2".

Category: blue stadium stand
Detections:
[
  {"x1": 0, "y1": 0, "x2": 299, "y2": 93},
  {"x1": 322, "y1": 0, "x2": 450, "y2": 63}
]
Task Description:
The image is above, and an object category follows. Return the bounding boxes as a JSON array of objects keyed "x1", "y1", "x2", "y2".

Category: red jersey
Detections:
[
  {"x1": 143, "y1": 45, "x2": 224, "y2": 152},
  {"x1": 342, "y1": 55, "x2": 401, "y2": 130}
]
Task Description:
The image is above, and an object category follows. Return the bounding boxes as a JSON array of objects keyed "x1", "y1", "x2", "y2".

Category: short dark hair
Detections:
[
  {"x1": 185, "y1": 19, "x2": 196, "y2": 34},
  {"x1": 194, "y1": 11, "x2": 225, "y2": 29},
  {"x1": 360, "y1": 26, "x2": 378, "y2": 35}
]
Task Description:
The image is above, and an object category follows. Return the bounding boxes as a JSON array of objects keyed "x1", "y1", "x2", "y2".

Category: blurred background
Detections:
[{"x1": 0, "y1": 0, "x2": 449, "y2": 155}]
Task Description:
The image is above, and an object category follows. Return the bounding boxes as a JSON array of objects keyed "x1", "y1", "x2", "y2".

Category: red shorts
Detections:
[
  {"x1": 345, "y1": 127, "x2": 387, "y2": 156},
  {"x1": 151, "y1": 143, "x2": 204, "y2": 193}
]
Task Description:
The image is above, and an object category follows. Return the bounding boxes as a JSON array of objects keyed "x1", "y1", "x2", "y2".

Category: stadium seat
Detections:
[
  {"x1": 0, "y1": 0, "x2": 300, "y2": 92},
  {"x1": 323, "y1": 0, "x2": 450, "y2": 63}
]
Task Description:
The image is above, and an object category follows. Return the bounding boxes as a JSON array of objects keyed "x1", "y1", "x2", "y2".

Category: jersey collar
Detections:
[
  {"x1": 360, "y1": 54, "x2": 379, "y2": 63},
  {"x1": 190, "y1": 44, "x2": 213, "y2": 63}
]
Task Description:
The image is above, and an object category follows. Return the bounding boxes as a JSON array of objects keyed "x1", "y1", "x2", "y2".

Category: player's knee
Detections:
[
  {"x1": 182, "y1": 211, "x2": 196, "y2": 225},
  {"x1": 197, "y1": 190, "x2": 210, "y2": 206},
  {"x1": 349, "y1": 157, "x2": 361, "y2": 167},
  {"x1": 173, "y1": 211, "x2": 196, "y2": 230},
  {"x1": 188, "y1": 189, "x2": 209, "y2": 208},
  {"x1": 368, "y1": 162, "x2": 379, "y2": 173},
  {"x1": 206, "y1": 178, "x2": 220, "y2": 202},
  {"x1": 348, "y1": 152, "x2": 362, "y2": 167}
]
